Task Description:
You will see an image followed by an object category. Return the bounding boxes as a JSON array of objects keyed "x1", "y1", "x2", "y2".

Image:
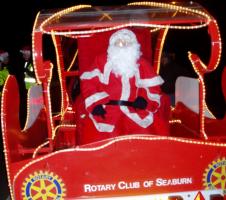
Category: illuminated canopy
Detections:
[{"x1": 35, "y1": 2, "x2": 212, "y2": 35}]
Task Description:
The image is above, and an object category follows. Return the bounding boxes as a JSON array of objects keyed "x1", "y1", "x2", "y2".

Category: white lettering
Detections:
[
  {"x1": 84, "y1": 184, "x2": 116, "y2": 193},
  {"x1": 118, "y1": 181, "x2": 140, "y2": 190},
  {"x1": 156, "y1": 178, "x2": 192, "y2": 186},
  {"x1": 143, "y1": 180, "x2": 154, "y2": 188}
]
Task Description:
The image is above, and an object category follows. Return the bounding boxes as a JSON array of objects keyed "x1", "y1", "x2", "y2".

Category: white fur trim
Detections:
[
  {"x1": 146, "y1": 89, "x2": 161, "y2": 105},
  {"x1": 120, "y1": 106, "x2": 154, "y2": 128},
  {"x1": 118, "y1": 70, "x2": 163, "y2": 127},
  {"x1": 135, "y1": 73, "x2": 163, "y2": 105},
  {"x1": 81, "y1": 68, "x2": 113, "y2": 132},
  {"x1": 136, "y1": 76, "x2": 164, "y2": 88},
  {"x1": 120, "y1": 75, "x2": 155, "y2": 127},
  {"x1": 80, "y1": 68, "x2": 102, "y2": 80},
  {"x1": 85, "y1": 92, "x2": 109, "y2": 108},
  {"x1": 81, "y1": 67, "x2": 111, "y2": 84},
  {"x1": 89, "y1": 114, "x2": 115, "y2": 132},
  {"x1": 121, "y1": 76, "x2": 130, "y2": 100}
]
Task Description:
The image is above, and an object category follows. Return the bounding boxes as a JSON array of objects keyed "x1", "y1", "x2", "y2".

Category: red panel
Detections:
[
  {"x1": 172, "y1": 102, "x2": 226, "y2": 141},
  {"x1": 13, "y1": 137, "x2": 226, "y2": 199},
  {"x1": 1, "y1": 76, "x2": 49, "y2": 184}
]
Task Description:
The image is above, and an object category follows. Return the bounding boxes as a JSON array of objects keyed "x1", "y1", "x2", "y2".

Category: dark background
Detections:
[{"x1": 0, "y1": 0, "x2": 225, "y2": 199}]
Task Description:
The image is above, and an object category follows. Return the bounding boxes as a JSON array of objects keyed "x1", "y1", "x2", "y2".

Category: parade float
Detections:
[{"x1": 1, "y1": 1, "x2": 225, "y2": 199}]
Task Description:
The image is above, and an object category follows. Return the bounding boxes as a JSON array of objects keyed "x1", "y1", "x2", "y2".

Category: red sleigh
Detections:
[{"x1": 1, "y1": 2, "x2": 225, "y2": 199}]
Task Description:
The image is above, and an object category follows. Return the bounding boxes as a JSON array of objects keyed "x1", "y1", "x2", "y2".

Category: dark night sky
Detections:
[
  {"x1": 0, "y1": 0, "x2": 225, "y2": 46},
  {"x1": 0, "y1": 0, "x2": 225, "y2": 117},
  {"x1": 1, "y1": 0, "x2": 225, "y2": 54}
]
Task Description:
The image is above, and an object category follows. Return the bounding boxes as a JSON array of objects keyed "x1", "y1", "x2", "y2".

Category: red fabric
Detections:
[
  {"x1": 76, "y1": 56, "x2": 169, "y2": 144},
  {"x1": 75, "y1": 97, "x2": 170, "y2": 145},
  {"x1": 75, "y1": 29, "x2": 169, "y2": 145},
  {"x1": 81, "y1": 54, "x2": 161, "y2": 113}
]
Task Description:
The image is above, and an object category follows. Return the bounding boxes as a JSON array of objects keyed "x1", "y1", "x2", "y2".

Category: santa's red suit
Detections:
[{"x1": 78, "y1": 29, "x2": 170, "y2": 144}]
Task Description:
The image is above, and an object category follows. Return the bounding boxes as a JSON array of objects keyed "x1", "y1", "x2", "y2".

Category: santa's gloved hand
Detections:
[
  {"x1": 91, "y1": 105, "x2": 106, "y2": 119},
  {"x1": 133, "y1": 96, "x2": 148, "y2": 110}
]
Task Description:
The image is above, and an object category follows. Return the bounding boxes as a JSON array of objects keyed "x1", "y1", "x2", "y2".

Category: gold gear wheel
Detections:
[
  {"x1": 22, "y1": 170, "x2": 66, "y2": 200},
  {"x1": 203, "y1": 157, "x2": 226, "y2": 194}
]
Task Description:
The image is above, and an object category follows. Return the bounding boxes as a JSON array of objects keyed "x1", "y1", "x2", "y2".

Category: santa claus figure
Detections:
[{"x1": 79, "y1": 28, "x2": 169, "y2": 143}]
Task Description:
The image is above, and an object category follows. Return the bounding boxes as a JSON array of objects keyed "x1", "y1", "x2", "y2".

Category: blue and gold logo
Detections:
[
  {"x1": 203, "y1": 157, "x2": 226, "y2": 194},
  {"x1": 22, "y1": 170, "x2": 66, "y2": 199}
]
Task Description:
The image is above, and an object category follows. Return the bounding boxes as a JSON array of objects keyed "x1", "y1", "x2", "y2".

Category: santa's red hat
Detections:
[{"x1": 0, "y1": 50, "x2": 9, "y2": 62}]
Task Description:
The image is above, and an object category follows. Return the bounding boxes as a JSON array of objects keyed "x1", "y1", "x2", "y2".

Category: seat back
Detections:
[
  {"x1": 77, "y1": 28, "x2": 152, "y2": 73},
  {"x1": 175, "y1": 76, "x2": 215, "y2": 119}
]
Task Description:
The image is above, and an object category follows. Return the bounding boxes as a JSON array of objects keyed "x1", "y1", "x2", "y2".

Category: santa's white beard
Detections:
[{"x1": 106, "y1": 44, "x2": 141, "y2": 78}]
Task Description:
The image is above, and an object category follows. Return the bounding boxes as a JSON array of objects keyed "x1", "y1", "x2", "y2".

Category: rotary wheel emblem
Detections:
[
  {"x1": 203, "y1": 157, "x2": 226, "y2": 194},
  {"x1": 22, "y1": 170, "x2": 66, "y2": 200}
]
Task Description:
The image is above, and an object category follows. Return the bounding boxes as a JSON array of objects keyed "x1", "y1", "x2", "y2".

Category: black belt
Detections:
[{"x1": 106, "y1": 100, "x2": 134, "y2": 107}]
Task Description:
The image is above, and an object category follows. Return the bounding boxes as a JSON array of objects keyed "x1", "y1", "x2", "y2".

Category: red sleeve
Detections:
[
  {"x1": 80, "y1": 54, "x2": 109, "y2": 113},
  {"x1": 137, "y1": 58, "x2": 163, "y2": 112}
]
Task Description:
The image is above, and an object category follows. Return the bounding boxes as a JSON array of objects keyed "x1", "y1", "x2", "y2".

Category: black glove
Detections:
[
  {"x1": 133, "y1": 96, "x2": 147, "y2": 110},
  {"x1": 91, "y1": 105, "x2": 106, "y2": 119}
]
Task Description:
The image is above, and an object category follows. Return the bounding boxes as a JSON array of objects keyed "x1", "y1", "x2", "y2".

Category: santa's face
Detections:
[
  {"x1": 114, "y1": 38, "x2": 133, "y2": 48},
  {"x1": 107, "y1": 31, "x2": 141, "y2": 78}
]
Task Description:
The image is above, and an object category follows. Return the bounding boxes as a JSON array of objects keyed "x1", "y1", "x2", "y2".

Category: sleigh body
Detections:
[{"x1": 1, "y1": 2, "x2": 225, "y2": 199}]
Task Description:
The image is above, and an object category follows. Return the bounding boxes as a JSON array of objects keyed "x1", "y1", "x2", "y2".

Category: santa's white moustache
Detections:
[{"x1": 107, "y1": 43, "x2": 142, "y2": 78}]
